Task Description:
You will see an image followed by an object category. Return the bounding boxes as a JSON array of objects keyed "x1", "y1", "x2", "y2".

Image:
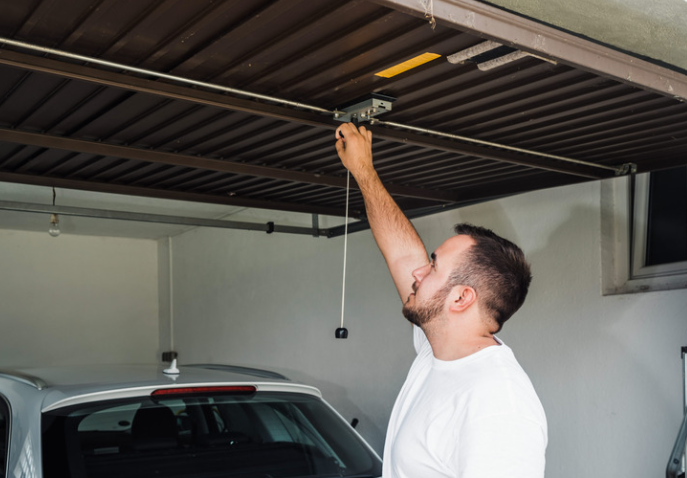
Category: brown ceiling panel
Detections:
[{"x1": 0, "y1": 0, "x2": 686, "y2": 223}]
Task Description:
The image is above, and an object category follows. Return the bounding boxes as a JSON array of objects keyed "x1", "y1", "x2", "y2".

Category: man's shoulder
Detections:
[{"x1": 461, "y1": 349, "x2": 546, "y2": 424}]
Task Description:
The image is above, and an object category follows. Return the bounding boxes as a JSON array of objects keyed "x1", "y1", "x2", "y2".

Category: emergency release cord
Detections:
[{"x1": 335, "y1": 171, "x2": 351, "y2": 339}]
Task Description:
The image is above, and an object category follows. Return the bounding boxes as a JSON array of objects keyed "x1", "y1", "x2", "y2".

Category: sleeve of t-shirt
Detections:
[{"x1": 456, "y1": 412, "x2": 547, "y2": 478}]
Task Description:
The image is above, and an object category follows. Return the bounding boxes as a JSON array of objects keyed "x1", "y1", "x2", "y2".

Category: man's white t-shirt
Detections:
[{"x1": 383, "y1": 326, "x2": 547, "y2": 478}]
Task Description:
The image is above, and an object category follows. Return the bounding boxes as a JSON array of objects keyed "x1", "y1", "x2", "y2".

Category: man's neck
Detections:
[{"x1": 422, "y1": 320, "x2": 499, "y2": 361}]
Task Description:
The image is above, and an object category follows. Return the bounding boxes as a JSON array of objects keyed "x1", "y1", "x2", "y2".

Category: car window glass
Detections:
[
  {"x1": 78, "y1": 403, "x2": 138, "y2": 432},
  {"x1": 0, "y1": 396, "x2": 8, "y2": 478},
  {"x1": 42, "y1": 392, "x2": 381, "y2": 478}
]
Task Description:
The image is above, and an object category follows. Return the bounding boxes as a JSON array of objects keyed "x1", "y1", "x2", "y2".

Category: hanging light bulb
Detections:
[
  {"x1": 48, "y1": 187, "x2": 61, "y2": 237},
  {"x1": 48, "y1": 213, "x2": 61, "y2": 237}
]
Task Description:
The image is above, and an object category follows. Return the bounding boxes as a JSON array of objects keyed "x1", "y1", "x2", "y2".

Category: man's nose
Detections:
[{"x1": 412, "y1": 263, "x2": 431, "y2": 282}]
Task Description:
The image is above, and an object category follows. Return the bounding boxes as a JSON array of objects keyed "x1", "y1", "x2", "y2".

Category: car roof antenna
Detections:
[{"x1": 164, "y1": 358, "x2": 180, "y2": 375}]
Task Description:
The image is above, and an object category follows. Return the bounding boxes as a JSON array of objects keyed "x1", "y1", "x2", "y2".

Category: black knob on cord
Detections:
[{"x1": 335, "y1": 327, "x2": 348, "y2": 339}]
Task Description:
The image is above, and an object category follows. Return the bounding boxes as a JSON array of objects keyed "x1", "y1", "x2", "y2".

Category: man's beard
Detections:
[{"x1": 402, "y1": 283, "x2": 450, "y2": 327}]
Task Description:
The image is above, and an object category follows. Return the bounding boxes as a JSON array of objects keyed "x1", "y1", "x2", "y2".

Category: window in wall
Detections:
[
  {"x1": 631, "y1": 166, "x2": 687, "y2": 281},
  {"x1": 645, "y1": 167, "x2": 687, "y2": 266},
  {"x1": 601, "y1": 167, "x2": 687, "y2": 295}
]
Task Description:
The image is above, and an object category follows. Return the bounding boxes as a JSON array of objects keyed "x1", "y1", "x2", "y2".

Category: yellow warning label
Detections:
[{"x1": 374, "y1": 53, "x2": 442, "y2": 78}]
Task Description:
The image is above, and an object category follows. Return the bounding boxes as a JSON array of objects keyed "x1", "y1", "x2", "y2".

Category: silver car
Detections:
[{"x1": 0, "y1": 363, "x2": 382, "y2": 478}]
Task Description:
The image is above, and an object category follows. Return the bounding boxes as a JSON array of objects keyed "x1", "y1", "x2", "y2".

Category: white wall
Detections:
[
  {"x1": 170, "y1": 178, "x2": 687, "y2": 477},
  {"x1": 169, "y1": 221, "x2": 409, "y2": 451},
  {"x1": 423, "y1": 180, "x2": 687, "y2": 477},
  {"x1": 0, "y1": 229, "x2": 160, "y2": 367}
]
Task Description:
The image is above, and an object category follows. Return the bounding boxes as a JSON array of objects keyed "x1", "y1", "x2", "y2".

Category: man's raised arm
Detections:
[{"x1": 335, "y1": 123, "x2": 428, "y2": 303}]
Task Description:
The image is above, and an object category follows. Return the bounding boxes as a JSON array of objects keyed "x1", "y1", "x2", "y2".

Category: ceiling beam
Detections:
[
  {"x1": 0, "y1": 49, "x2": 623, "y2": 179},
  {"x1": 0, "y1": 128, "x2": 456, "y2": 203},
  {"x1": 0, "y1": 48, "x2": 337, "y2": 127},
  {"x1": 0, "y1": 171, "x2": 347, "y2": 217},
  {"x1": 326, "y1": 172, "x2": 590, "y2": 237},
  {"x1": 0, "y1": 200, "x2": 324, "y2": 236},
  {"x1": 371, "y1": 0, "x2": 687, "y2": 102}
]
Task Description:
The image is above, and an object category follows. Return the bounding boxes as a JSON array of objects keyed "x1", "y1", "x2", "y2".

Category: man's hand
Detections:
[
  {"x1": 334, "y1": 122, "x2": 428, "y2": 304},
  {"x1": 335, "y1": 123, "x2": 374, "y2": 179}
]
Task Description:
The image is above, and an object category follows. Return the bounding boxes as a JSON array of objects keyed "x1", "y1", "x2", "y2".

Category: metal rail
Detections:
[
  {"x1": 0, "y1": 37, "x2": 341, "y2": 116},
  {"x1": 0, "y1": 369, "x2": 48, "y2": 390},
  {"x1": 0, "y1": 201, "x2": 326, "y2": 236},
  {"x1": 667, "y1": 347, "x2": 687, "y2": 478},
  {"x1": 0, "y1": 36, "x2": 635, "y2": 180},
  {"x1": 369, "y1": 119, "x2": 634, "y2": 176}
]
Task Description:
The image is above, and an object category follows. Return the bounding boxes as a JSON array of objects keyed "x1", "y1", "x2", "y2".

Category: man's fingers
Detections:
[
  {"x1": 335, "y1": 124, "x2": 345, "y2": 140},
  {"x1": 334, "y1": 123, "x2": 373, "y2": 153},
  {"x1": 335, "y1": 138, "x2": 345, "y2": 156},
  {"x1": 336, "y1": 122, "x2": 365, "y2": 141},
  {"x1": 336, "y1": 122, "x2": 356, "y2": 140},
  {"x1": 353, "y1": 124, "x2": 373, "y2": 143}
]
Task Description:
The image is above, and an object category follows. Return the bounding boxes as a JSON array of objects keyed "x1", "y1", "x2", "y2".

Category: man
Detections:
[{"x1": 335, "y1": 123, "x2": 547, "y2": 478}]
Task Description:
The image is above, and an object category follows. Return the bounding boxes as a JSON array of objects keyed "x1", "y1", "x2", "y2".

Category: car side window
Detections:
[{"x1": 0, "y1": 396, "x2": 8, "y2": 478}]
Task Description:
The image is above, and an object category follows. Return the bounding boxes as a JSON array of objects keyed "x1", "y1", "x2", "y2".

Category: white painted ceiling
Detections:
[{"x1": 486, "y1": 0, "x2": 687, "y2": 72}]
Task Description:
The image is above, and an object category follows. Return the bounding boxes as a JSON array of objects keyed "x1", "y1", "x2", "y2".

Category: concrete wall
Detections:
[
  {"x1": 0, "y1": 230, "x2": 160, "y2": 367},
  {"x1": 170, "y1": 177, "x2": 687, "y2": 477},
  {"x1": 168, "y1": 217, "x2": 406, "y2": 451},
  {"x1": 1, "y1": 176, "x2": 683, "y2": 475}
]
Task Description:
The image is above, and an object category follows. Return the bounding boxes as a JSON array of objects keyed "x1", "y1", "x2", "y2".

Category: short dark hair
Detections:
[{"x1": 448, "y1": 223, "x2": 532, "y2": 332}]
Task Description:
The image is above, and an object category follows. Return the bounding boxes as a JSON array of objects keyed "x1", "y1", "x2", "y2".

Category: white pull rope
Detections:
[{"x1": 340, "y1": 171, "x2": 350, "y2": 329}]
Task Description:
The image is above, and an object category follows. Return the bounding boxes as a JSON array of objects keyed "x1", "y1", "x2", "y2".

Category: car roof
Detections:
[
  {"x1": 0, "y1": 363, "x2": 322, "y2": 412},
  {"x1": 1, "y1": 363, "x2": 290, "y2": 388}
]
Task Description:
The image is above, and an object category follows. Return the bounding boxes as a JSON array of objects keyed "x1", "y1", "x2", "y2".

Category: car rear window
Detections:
[{"x1": 42, "y1": 391, "x2": 381, "y2": 478}]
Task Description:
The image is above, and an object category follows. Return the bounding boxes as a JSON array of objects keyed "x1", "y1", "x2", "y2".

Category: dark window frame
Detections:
[
  {"x1": 631, "y1": 167, "x2": 687, "y2": 281},
  {"x1": 601, "y1": 171, "x2": 687, "y2": 295}
]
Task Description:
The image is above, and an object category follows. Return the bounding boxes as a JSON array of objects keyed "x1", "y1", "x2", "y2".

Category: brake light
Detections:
[{"x1": 151, "y1": 385, "x2": 257, "y2": 396}]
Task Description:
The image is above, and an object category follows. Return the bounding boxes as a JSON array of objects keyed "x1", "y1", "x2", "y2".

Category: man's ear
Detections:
[{"x1": 448, "y1": 285, "x2": 477, "y2": 313}]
